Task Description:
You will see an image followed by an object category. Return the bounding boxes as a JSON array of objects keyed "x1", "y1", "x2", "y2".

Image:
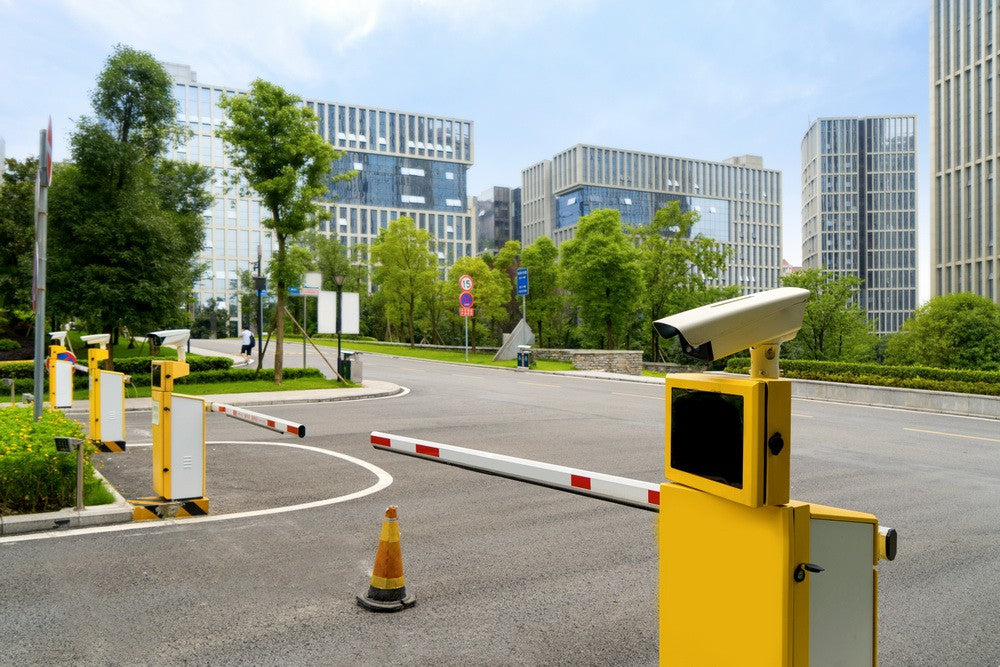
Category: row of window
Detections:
[
  {"x1": 551, "y1": 146, "x2": 779, "y2": 203},
  {"x1": 933, "y1": 0, "x2": 996, "y2": 81},
  {"x1": 934, "y1": 58, "x2": 995, "y2": 170},
  {"x1": 937, "y1": 260, "x2": 998, "y2": 300},
  {"x1": 308, "y1": 102, "x2": 473, "y2": 163}
]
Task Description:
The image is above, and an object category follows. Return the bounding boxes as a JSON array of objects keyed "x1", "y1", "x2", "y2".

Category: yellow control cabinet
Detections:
[
  {"x1": 151, "y1": 359, "x2": 206, "y2": 501},
  {"x1": 659, "y1": 372, "x2": 894, "y2": 666}
]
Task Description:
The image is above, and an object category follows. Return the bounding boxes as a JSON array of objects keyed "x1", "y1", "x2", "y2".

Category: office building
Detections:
[
  {"x1": 475, "y1": 186, "x2": 520, "y2": 252},
  {"x1": 522, "y1": 145, "x2": 783, "y2": 292},
  {"x1": 164, "y1": 63, "x2": 475, "y2": 334},
  {"x1": 801, "y1": 116, "x2": 918, "y2": 335},
  {"x1": 931, "y1": 0, "x2": 999, "y2": 303}
]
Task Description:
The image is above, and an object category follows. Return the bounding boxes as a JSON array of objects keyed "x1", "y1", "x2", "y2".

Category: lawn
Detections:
[{"x1": 284, "y1": 337, "x2": 576, "y2": 371}]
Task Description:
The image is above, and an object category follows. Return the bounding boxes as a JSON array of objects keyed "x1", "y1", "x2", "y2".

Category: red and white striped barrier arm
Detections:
[
  {"x1": 370, "y1": 431, "x2": 660, "y2": 511},
  {"x1": 209, "y1": 402, "x2": 306, "y2": 438}
]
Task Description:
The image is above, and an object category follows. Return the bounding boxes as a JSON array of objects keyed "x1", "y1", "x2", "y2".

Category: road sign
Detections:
[
  {"x1": 459, "y1": 291, "x2": 474, "y2": 308},
  {"x1": 459, "y1": 274, "x2": 474, "y2": 291},
  {"x1": 459, "y1": 306, "x2": 474, "y2": 317},
  {"x1": 40, "y1": 117, "x2": 53, "y2": 186},
  {"x1": 516, "y1": 267, "x2": 529, "y2": 296}
]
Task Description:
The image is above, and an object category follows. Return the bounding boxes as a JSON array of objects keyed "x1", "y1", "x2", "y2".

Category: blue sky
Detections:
[{"x1": 0, "y1": 0, "x2": 931, "y2": 299}]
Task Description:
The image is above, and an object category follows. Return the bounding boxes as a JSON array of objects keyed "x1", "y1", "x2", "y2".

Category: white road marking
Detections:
[{"x1": 0, "y1": 441, "x2": 392, "y2": 544}]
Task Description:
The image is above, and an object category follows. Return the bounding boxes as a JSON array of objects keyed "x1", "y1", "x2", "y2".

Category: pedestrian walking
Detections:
[{"x1": 240, "y1": 326, "x2": 254, "y2": 365}]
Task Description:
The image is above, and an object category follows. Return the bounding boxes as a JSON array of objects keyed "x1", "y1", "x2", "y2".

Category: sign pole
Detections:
[
  {"x1": 32, "y1": 125, "x2": 51, "y2": 421},
  {"x1": 464, "y1": 316, "x2": 469, "y2": 361}
]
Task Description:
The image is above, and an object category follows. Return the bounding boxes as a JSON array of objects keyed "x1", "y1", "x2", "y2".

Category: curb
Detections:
[{"x1": 0, "y1": 470, "x2": 134, "y2": 536}]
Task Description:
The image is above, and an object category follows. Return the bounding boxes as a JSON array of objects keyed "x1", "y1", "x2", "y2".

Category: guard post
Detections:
[
  {"x1": 79, "y1": 333, "x2": 126, "y2": 453},
  {"x1": 47, "y1": 331, "x2": 74, "y2": 409},
  {"x1": 137, "y1": 329, "x2": 209, "y2": 519},
  {"x1": 654, "y1": 288, "x2": 897, "y2": 665}
]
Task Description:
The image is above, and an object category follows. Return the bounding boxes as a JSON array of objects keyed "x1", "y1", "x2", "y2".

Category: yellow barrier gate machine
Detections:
[
  {"x1": 371, "y1": 287, "x2": 897, "y2": 666},
  {"x1": 653, "y1": 287, "x2": 896, "y2": 665}
]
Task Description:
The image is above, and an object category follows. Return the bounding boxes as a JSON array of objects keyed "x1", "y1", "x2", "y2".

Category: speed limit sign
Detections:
[{"x1": 459, "y1": 274, "x2": 474, "y2": 291}]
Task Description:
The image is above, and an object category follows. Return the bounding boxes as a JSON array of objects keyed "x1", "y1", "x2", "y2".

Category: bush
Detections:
[
  {"x1": 723, "y1": 358, "x2": 1000, "y2": 396},
  {"x1": 0, "y1": 339, "x2": 20, "y2": 352},
  {"x1": 0, "y1": 406, "x2": 107, "y2": 515}
]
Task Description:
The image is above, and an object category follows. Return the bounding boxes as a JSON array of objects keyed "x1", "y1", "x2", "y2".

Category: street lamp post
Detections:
[
  {"x1": 253, "y1": 244, "x2": 266, "y2": 364},
  {"x1": 334, "y1": 273, "x2": 346, "y2": 378}
]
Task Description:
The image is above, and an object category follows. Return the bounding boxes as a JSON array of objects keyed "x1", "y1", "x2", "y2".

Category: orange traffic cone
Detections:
[{"x1": 357, "y1": 506, "x2": 416, "y2": 612}]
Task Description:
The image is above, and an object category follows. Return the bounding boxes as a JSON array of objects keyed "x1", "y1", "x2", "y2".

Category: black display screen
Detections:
[
  {"x1": 670, "y1": 388, "x2": 744, "y2": 488},
  {"x1": 151, "y1": 364, "x2": 161, "y2": 389}
]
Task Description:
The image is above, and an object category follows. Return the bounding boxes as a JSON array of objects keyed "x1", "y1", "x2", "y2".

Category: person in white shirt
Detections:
[{"x1": 240, "y1": 327, "x2": 254, "y2": 365}]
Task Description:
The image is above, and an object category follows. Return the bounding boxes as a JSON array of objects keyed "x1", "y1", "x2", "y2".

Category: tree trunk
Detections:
[{"x1": 273, "y1": 232, "x2": 286, "y2": 384}]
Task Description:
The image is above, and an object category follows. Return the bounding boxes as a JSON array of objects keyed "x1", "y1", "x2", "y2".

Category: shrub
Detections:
[
  {"x1": 723, "y1": 358, "x2": 1000, "y2": 396},
  {"x1": 0, "y1": 406, "x2": 105, "y2": 515},
  {"x1": 0, "y1": 339, "x2": 20, "y2": 352}
]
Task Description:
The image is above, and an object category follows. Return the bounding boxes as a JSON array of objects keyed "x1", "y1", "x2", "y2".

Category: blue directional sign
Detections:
[{"x1": 516, "y1": 267, "x2": 529, "y2": 296}]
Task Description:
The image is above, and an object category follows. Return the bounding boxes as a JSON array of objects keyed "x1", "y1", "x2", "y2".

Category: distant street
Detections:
[{"x1": 2, "y1": 345, "x2": 998, "y2": 665}]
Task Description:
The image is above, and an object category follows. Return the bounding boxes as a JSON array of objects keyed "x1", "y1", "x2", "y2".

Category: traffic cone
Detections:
[{"x1": 356, "y1": 506, "x2": 416, "y2": 612}]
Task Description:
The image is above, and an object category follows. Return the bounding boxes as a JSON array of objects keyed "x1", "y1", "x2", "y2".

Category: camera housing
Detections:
[
  {"x1": 48, "y1": 331, "x2": 68, "y2": 345},
  {"x1": 80, "y1": 333, "x2": 111, "y2": 348},
  {"x1": 148, "y1": 329, "x2": 191, "y2": 361},
  {"x1": 654, "y1": 287, "x2": 809, "y2": 377}
]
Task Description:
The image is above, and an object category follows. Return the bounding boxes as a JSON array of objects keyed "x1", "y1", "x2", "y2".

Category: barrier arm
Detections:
[
  {"x1": 208, "y1": 401, "x2": 306, "y2": 438},
  {"x1": 370, "y1": 431, "x2": 660, "y2": 511},
  {"x1": 370, "y1": 430, "x2": 898, "y2": 549}
]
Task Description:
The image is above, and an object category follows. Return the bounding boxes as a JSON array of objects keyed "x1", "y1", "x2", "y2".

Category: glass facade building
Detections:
[
  {"x1": 522, "y1": 145, "x2": 783, "y2": 293},
  {"x1": 801, "y1": 116, "x2": 918, "y2": 334},
  {"x1": 475, "y1": 186, "x2": 518, "y2": 252},
  {"x1": 931, "y1": 0, "x2": 999, "y2": 303},
  {"x1": 163, "y1": 63, "x2": 475, "y2": 334}
]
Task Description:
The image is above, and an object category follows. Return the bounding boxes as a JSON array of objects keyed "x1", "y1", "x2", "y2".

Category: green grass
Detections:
[
  {"x1": 72, "y1": 375, "x2": 350, "y2": 400},
  {"x1": 286, "y1": 337, "x2": 576, "y2": 371}
]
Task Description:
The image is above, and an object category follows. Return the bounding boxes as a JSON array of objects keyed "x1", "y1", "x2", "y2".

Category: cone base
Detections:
[{"x1": 356, "y1": 592, "x2": 416, "y2": 613}]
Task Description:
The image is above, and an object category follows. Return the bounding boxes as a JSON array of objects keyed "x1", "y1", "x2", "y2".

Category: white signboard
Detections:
[
  {"x1": 317, "y1": 291, "x2": 360, "y2": 335},
  {"x1": 170, "y1": 394, "x2": 206, "y2": 500},
  {"x1": 99, "y1": 371, "x2": 125, "y2": 443}
]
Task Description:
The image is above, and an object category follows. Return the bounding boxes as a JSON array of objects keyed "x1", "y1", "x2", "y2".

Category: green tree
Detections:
[
  {"x1": 0, "y1": 158, "x2": 38, "y2": 338},
  {"x1": 217, "y1": 79, "x2": 350, "y2": 383},
  {"x1": 780, "y1": 268, "x2": 878, "y2": 361},
  {"x1": 493, "y1": 240, "x2": 523, "y2": 334},
  {"x1": 46, "y1": 46, "x2": 211, "y2": 363},
  {"x1": 885, "y1": 293, "x2": 1000, "y2": 370},
  {"x1": 370, "y1": 216, "x2": 437, "y2": 345},
  {"x1": 561, "y1": 209, "x2": 642, "y2": 349},
  {"x1": 520, "y1": 236, "x2": 565, "y2": 348},
  {"x1": 446, "y1": 255, "x2": 511, "y2": 353},
  {"x1": 630, "y1": 201, "x2": 738, "y2": 360}
]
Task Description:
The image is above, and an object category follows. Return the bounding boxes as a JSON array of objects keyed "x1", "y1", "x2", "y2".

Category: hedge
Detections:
[
  {"x1": 0, "y1": 406, "x2": 101, "y2": 515},
  {"x1": 0, "y1": 358, "x2": 324, "y2": 395},
  {"x1": 723, "y1": 358, "x2": 1000, "y2": 396}
]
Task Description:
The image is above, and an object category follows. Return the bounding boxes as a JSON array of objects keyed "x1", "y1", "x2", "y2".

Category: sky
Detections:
[{"x1": 0, "y1": 0, "x2": 931, "y2": 300}]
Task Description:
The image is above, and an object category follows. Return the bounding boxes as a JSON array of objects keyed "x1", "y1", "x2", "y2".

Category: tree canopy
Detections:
[
  {"x1": 370, "y1": 216, "x2": 437, "y2": 345},
  {"x1": 885, "y1": 293, "x2": 1000, "y2": 370},
  {"x1": 0, "y1": 158, "x2": 38, "y2": 335},
  {"x1": 629, "y1": 201, "x2": 737, "y2": 360},
  {"x1": 560, "y1": 209, "x2": 642, "y2": 349},
  {"x1": 218, "y1": 79, "x2": 349, "y2": 382},
  {"x1": 46, "y1": 45, "x2": 211, "y2": 362},
  {"x1": 780, "y1": 268, "x2": 878, "y2": 362}
]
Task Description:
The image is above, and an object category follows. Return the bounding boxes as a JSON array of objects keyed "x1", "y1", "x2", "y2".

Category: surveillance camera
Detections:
[
  {"x1": 653, "y1": 287, "x2": 809, "y2": 362},
  {"x1": 48, "y1": 331, "x2": 68, "y2": 344},
  {"x1": 148, "y1": 329, "x2": 191, "y2": 361},
  {"x1": 147, "y1": 329, "x2": 191, "y2": 348},
  {"x1": 80, "y1": 333, "x2": 111, "y2": 348}
]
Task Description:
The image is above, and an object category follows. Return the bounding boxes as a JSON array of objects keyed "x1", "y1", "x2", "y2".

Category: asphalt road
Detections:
[{"x1": 2, "y1": 343, "x2": 998, "y2": 665}]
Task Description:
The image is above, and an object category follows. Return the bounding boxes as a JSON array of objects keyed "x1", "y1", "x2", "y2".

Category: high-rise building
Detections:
[
  {"x1": 522, "y1": 145, "x2": 783, "y2": 292},
  {"x1": 475, "y1": 186, "x2": 517, "y2": 252},
  {"x1": 801, "y1": 116, "x2": 918, "y2": 335},
  {"x1": 164, "y1": 63, "x2": 475, "y2": 334},
  {"x1": 931, "y1": 0, "x2": 999, "y2": 303}
]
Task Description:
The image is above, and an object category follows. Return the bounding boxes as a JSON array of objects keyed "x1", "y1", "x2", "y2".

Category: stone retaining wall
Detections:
[{"x1": 534, "y1": 348, "x2": 644, "y2": 375}]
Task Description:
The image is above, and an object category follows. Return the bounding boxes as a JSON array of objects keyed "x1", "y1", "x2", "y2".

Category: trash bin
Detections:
[
  {"x1": 516, "y1": 345, "x2": 532, "y2": 370},
  {"x1": 341, "y1": 350, "x2": 362, "y2": 383}
]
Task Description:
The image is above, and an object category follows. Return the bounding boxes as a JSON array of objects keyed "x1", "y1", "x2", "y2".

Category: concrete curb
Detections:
[{"x1": 0, "y1": 470, "x2": 134, "y2": 536}]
